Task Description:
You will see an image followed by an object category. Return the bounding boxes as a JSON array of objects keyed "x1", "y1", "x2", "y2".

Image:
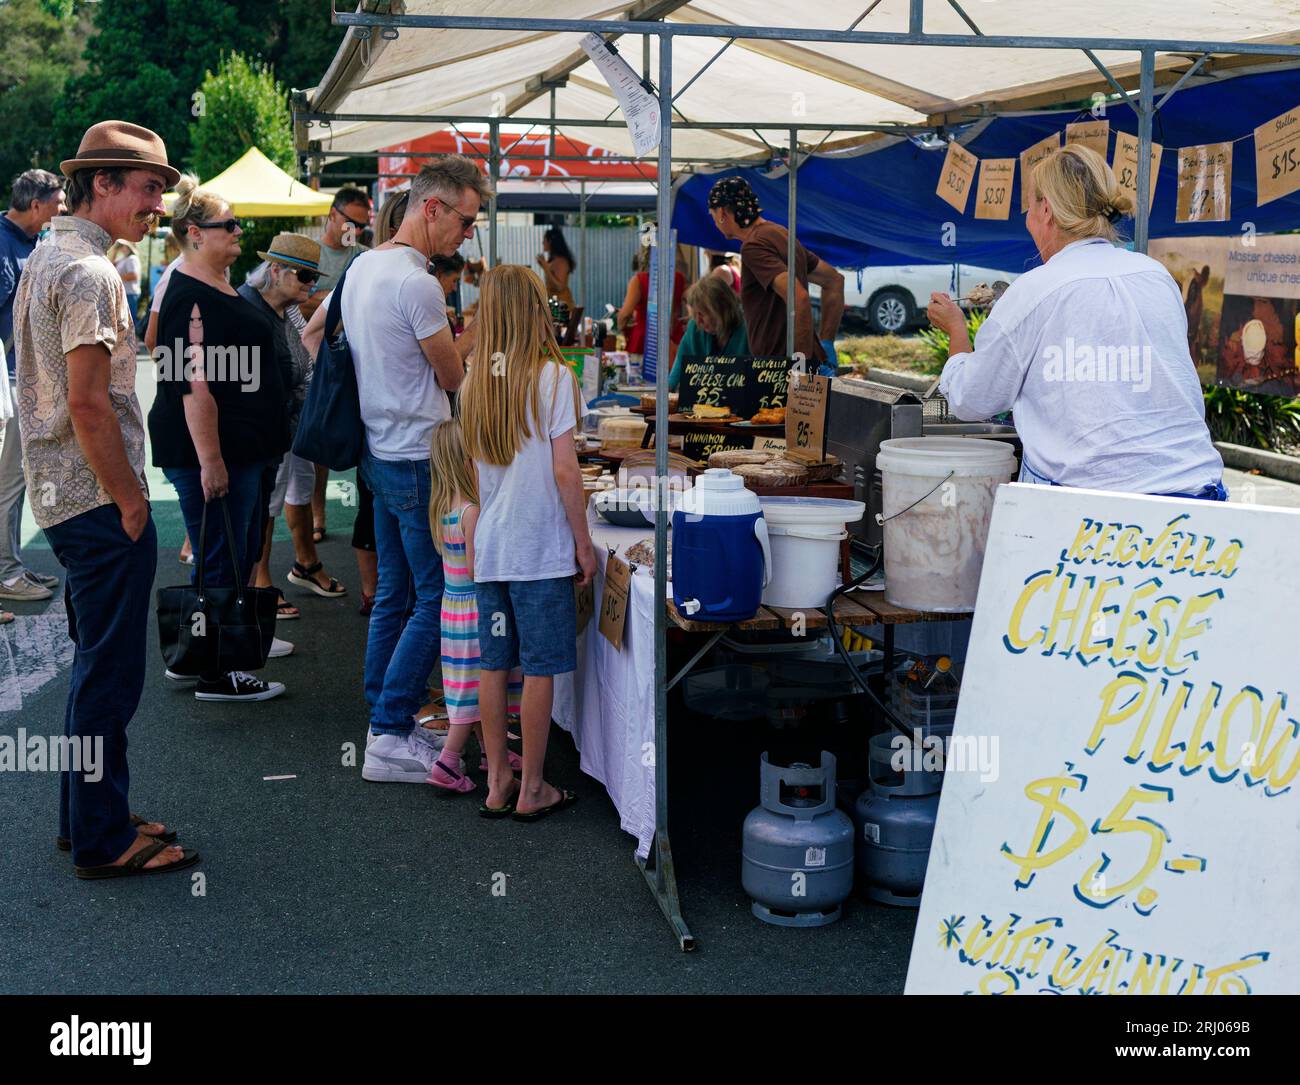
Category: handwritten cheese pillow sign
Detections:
[{"x1": 905, "y1": 485, "x2": 1300, "y2": 995}]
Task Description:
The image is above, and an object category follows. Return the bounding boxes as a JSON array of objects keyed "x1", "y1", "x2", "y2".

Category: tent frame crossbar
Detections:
[{"x1": 309, "y1": 2, "x2": 1300, "y2": 953}]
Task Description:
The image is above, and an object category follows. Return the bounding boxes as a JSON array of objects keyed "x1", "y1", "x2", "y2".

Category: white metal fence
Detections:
[{"x1": 456, "y1": 224, "x2": 641, "y2": 317}]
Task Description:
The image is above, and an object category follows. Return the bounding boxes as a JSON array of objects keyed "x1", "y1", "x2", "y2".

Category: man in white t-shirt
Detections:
[{"x1": 345, "y1": 155, "x2": 489, "y2": 783}]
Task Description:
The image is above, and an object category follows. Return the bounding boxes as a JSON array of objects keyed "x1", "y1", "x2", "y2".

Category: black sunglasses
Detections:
[
  {"x1": 196, "y1": 219, "x2": 241, "y2": 233},
  {"x1": 289, "y1": 267, "x2": 320, "y2": 284},
  {"x1": 336, "y1": 208, "x2": 370, "y2": 230}
]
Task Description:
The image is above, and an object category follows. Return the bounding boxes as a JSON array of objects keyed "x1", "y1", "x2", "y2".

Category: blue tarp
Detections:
[{"x1": 673, "y1": 65, "x2": 1300, "y2": 272}]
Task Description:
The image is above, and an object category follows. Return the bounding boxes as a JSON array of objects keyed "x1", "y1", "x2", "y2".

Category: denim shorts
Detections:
[{"x1": 476, "y1": 576, "x2": 577, "y2": 677}]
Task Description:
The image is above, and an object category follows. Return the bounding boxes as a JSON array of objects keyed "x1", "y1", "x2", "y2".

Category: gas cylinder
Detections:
[
  {"x1": 741, "y1": 751, "x2": 855, "y2": 927},
  {"x1": 854, "y1": 733, "x2": 941, "y2": 907}
]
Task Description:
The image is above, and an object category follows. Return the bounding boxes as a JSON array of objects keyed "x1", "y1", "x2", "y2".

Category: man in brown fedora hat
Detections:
[{"x1": 12, "y1": 120, "x2": 199, "y2": 878}]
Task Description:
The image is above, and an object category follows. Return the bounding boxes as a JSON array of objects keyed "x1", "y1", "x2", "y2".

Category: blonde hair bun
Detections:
[{"x1": 1032, "y1": 143, "x2": 1132, "y2": 241}]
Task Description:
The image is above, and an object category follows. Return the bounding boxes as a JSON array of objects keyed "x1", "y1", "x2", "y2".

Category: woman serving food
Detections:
[{"x1": 927, "y1": 144, "x2": 1225, "y2": 499}]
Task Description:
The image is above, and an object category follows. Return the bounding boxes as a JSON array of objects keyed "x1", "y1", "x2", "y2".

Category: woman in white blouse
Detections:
[{"x1": 927, "y1": 144, "x2": 1225, "y2": 499}]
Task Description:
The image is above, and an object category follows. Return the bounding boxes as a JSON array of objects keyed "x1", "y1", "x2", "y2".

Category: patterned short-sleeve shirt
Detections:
[{"x1": 13, "y1": 215, "x2": 148, "y2": 530}]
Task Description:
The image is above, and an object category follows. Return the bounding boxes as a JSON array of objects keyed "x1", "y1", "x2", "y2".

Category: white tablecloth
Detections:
[{"x1": 553, "y1": 512, "x2": 661, "y2": 859}]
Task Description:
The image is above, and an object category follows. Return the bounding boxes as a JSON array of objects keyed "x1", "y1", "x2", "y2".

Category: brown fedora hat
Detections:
[{"x1": 60, "y1": 121, "x2": 180, "y2": 187}]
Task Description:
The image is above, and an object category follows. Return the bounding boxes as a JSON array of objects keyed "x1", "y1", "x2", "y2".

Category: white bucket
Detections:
[
  {"x1": 876, "y1": 437, "x2": 1016, "y2": 613},
  {"x1": 759, "y1": 497, "x2": 866, "y2": 609}
]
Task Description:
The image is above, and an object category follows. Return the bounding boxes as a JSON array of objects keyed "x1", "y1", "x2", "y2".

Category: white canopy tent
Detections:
[
  {"x1": 307, "y1": 1, "x2": 1300, "y2": 161},
  {"x1": 301, "y1": 2, "x2": 1300, "y2": 952}
]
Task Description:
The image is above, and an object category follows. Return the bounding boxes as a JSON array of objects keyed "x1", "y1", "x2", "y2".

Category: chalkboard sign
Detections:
[
  {"x1": 682, "y1": 429, "x2": 750, "y2": 464},
  {"x1": 677, "y1": 355, "x2": 792, "y2": 419}
]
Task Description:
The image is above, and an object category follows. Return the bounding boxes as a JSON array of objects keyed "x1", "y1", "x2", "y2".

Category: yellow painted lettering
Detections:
[
  {"x1": 1005, "y1": 569, "x2": 1054, "y2": 650},
  {"x1": 1136, "y1": 596, "x2": 1180, "y2": 668},
  {"x1": 1110, "y1": 579, "x2": 1160, "y2": 664},
  {"x1": 1078, "y1": 575, "x2": 1123, "y2": 661},
  {"x1": 1211, "y1": 541, "x2": 1242, "y2": 577},
  {"x1": 1215, "y1": 688, "x2": 1263, "y2": 776},
  {"x1": 1164, "y1": 592, "x2": 1220, "y2": 671},
  {"x1": 1113, "y1": 527, "x2": 1142, "y2": 564},
  {"x1": 1094, "y1": 523, "x2": 1118, "y2": 562},
  {"x1": 1064, "y1": 519, "x2": 1102, "y2": 562},
  {"x1": 1149, "y1": 682, "x2": 1194, "y2": 769},
  {"x1": 1086, "y1": 674, "x2": 1150, "y2": 755},
  {"x1": 1044, "y1": 573, "x2": 1093, "y2": 654}
]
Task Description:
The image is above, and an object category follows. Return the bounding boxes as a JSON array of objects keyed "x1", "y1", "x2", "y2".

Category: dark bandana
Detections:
[{"x1": 708, "y1": 176, "x2": 761, "y2": 227}]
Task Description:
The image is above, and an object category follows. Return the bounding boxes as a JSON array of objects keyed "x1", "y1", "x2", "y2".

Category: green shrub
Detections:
[
  {"x1": 1203, "y1": 385, "x2": 1300, "y2": 451},
  {"x1": 914, "y1": 309, "x2": 988, "y2": 376}
]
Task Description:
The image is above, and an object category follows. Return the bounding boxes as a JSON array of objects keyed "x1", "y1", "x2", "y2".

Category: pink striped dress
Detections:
[{"x1": 439, "y1": 503, "x2": 521, "y2": 725}]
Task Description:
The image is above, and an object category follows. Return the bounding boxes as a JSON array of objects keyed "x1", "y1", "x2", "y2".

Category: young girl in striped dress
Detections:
[{"x1": 426, "y1": 419, "x2": 522, "y2": 793}]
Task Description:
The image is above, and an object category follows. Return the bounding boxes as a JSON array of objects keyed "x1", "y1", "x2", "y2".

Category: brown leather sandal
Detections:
[{"x1": 56, "y1": 813, "x2": 177, "y2": 852}]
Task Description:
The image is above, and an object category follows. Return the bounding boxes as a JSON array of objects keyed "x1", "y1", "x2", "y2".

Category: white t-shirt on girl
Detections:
[{"x1": 473, "y1": 360, "x2": 578, "y2": 582}]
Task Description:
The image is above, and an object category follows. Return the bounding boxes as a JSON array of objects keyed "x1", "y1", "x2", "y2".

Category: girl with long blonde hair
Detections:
[
  {"x1": 424, "y1": 419, "x2": 523, "y2": 793},
  {"x1": 457, "y1": 265, "x2": 596, "y2": 820}
]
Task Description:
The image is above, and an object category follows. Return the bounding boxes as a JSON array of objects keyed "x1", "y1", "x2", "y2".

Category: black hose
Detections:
[{"x1": 824, "y1": 553, "x2": 915, "y2": 737}]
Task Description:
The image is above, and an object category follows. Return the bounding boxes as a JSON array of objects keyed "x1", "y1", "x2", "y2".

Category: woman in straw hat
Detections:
[{"x1": 239, "y1": 233, "x2": 350, "y2": 622}]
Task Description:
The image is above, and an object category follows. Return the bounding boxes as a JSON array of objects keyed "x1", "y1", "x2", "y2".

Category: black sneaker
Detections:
[{"x1": 194, "y1": 671, "x2": 286, "y2": 702}]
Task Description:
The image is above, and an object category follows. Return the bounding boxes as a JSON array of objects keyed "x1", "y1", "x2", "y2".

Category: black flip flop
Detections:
[
  {"x1": 511, "y1": 789, "x2": 578, "y2": 822},
  {"x1": 479, "y1": 780, "x2": 520, "y2": 819},
  {"x1": 74, "y1": 839, "x2": 200, "y2": 880},
  {"x1": 57, "y1": 813, "x2": 178, "y2": 852}
]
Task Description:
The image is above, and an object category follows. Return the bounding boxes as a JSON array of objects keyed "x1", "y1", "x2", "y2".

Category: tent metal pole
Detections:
[
  {"x1": 300, "y1": 110, "x2": 929, "y2": 135},
  {"x1": 640, "y1": 28, "x2": 695, "y2": 953},
  {"x1": 909, "y1": 0, "x2": 924, "y2": 36},
  {"x1": 1135, "y1": 49, "x2": 1155, "y2": 253},
  {"x1": 786, "y1": 128, "x2": 798, "y2": 358},
  {"x1": 489, "y1": 119, "x2": 500, "y2": 266},
  {"x1": 579, "y1": 178, "x2": 588, "y2": 311},
  {"x1": 333, "y1": 10, "x2": 1300, "y2": 58}
]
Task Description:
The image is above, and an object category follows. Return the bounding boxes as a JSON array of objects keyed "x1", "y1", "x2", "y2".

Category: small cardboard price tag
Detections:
[
  {"x1": 752, "y1": 435, "x2": 787, "y2": 453},
  {"x1": 575, "y1": 579, "x2": 595, "y2": 635},
  {"x1": 936, "y1": 141, "x2": 978, "y2": 214},
  {"x1": 1111, "y1": 130, "x2": 1163, "y2": 212},
  {"x1": 598, "y1": 553, "x2": 632, "y2": 650},
  {"x1": 1176, "y1": 142, "x2": 1232, "y2": 223},
  {"x1": 784, "y1": 372, "x2": 830, "y2": 463},
  {"x1": 1065, "y1": 120, "x2": 1110, "y2": 161},
  {"x1": 1254, "y1": 107, "x2": 1300, "y2": 206},
  {"x1": 974, "y1": 158, "x2": 1015, "y2": 220},
  {"x1": 1019, "y1": 132, "x2": 1060, "y2": 212}
]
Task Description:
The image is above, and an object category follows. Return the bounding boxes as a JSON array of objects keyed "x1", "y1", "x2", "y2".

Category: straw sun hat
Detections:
[{"x1": 257, "y1": 233, "x2": 321, "y2": 272}]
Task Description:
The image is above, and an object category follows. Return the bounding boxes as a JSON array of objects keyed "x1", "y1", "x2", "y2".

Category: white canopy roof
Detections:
[{"x1": 307, "y1": 1, "x2": 1300, "y2": 161}]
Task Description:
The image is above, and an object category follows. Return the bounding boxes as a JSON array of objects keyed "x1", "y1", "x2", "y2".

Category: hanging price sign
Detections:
[
  {"x1": 598, "y1": 553, "x2": 632, "y2": 650},
  {"x1": 936, "y1": 141, "x2": 979, "y2": 214},
  {"x1": 974, "y1": 158, "x2": 1016, "y2": 220},
  {"x1": 1065, "y1": 120, "x2": 1110, "y2": 161},
  {"x1": 1176, "y1": 142, "x2": 1232, "y2": 223},
  {"x1": 1254, "y1": 107, "x2": 1300, "y2": 207},
  {"x1": 1019, "y1": 132, "x2": 1061, "y2": 212},
  {"x1": 1111, "y1": 130, "x2": 1163, "y2": 212}
]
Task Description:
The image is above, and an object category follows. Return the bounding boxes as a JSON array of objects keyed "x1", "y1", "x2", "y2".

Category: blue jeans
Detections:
[
  {"x1": 164, "y1": 463, "x2": 267, "y2": 592},
  {"x1": 43, "y1": 503, "x2": 158, "y2": 868},
  {"x1": 360, "y1": 451, "x2": 444, "y2": 736}
]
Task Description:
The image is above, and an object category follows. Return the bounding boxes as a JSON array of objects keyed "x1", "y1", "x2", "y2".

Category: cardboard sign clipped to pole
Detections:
[
  {"x1": 974, "y1": 158, "x2": 1015, "y2": 220},
  {"x1": 784, "y1": 371, "x2": 830, "y2": 463},
  {"x1": 1112, "y1": 130, "x2": 1163, "y2": 212},
  {"x1": 905, "y1": 485, "x2": 1300, "y2": 995},
  {"x1": 1176, "y1": 142, "x2": 1233, "y2": 223},
  {"x1": 936, "y1": 141, "x2": 979, "y2": 214},
  {"x1": 598, "y1": 553, "x2": 632, "y2": 650},
  {"x1": 1254, "y1": 106, "x2": 1300, "y2": 206}
]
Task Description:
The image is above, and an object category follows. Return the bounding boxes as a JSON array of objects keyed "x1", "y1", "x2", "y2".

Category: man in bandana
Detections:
[{"x1": 708, "y1": 176, "x2": 844, "y2": 369}]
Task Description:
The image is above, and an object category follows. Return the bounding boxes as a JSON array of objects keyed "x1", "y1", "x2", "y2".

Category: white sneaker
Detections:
[
  {"x1": 361, "y1": 733, "x2": 436, "y2": 783},
  {"x1": 409, "y1": 724, "x2": 447, "y2": 753},
  {"x1": 268, "y1": 636, "x2": 295, "y2": 658}
]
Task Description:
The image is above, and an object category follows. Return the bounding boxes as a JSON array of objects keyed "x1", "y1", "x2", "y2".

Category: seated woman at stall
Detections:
[
  {"x1": 667, "y1": 273, "x2": 749, "y2": 392},
  {"x1": 926, "y1": 144, "x2": 1225, "y2": 499}
]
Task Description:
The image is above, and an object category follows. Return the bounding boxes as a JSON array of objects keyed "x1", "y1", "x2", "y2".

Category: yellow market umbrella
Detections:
[{"x1": 162, "y1": 146, "x2": 334, "y2": 217}]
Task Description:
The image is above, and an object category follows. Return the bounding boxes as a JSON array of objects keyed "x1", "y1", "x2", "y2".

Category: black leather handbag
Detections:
[{"x1": 156, "y1": 498, "x2": 278, "y2": 676}]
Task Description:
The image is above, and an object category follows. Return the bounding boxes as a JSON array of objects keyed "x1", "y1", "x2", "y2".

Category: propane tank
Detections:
[
  {"x1": 741, "y1": 751, "x2": 855, "y2": 927},
  {"x1": 854, "y1": 733, "x2": 941, "y2": 907}
]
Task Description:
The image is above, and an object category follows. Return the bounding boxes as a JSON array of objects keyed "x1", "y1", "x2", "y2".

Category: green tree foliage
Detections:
[
  {"x1": 189, "y1": 51, "x2": 299, "y2": 281},
  {"x1": 0, "y1": 0, "x2": 92, "y2": 199},
  {"x1": 53, "y1": 1, "x2": 344, "y2": 172},
  {"x1": 190, "y1": 53, "x2": 295, "y2": 178}
]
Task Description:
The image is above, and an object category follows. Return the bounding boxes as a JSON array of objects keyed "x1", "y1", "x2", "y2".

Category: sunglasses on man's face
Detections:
[
  {"x1": 336, "y1": 208, "x2": 370, "y2": 230},
  {"x1": 196, "y1": 219, "x2": 241, "y2": 233}
]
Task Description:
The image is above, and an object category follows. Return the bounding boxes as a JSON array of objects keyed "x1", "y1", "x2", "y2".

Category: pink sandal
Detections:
[
  {"x1": 427, "y1": 758, "x2": 476, "y2": 794},
  {"x1": 479, "y1": 750, "x2": 524, "y2": 773}
]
